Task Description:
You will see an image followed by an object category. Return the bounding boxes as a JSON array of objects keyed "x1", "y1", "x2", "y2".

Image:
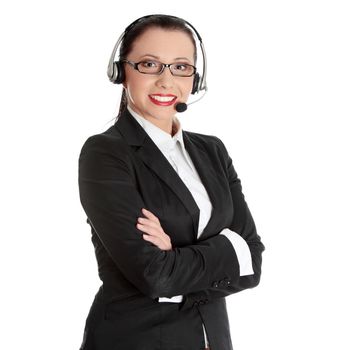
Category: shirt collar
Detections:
[{"x1": 127, "y1": 105, "x2": 185, "y2": 153}]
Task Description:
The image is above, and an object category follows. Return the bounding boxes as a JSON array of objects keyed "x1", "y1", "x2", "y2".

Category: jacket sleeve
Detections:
[
  {"x1": 180, "y1": 137, "x2": 265, "y2": 309},
  {"x1": 78, "y1": 134, "x2": 242, "y2": 300}
]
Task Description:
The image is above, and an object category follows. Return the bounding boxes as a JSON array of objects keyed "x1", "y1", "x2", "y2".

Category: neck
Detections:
[
  {"x1": 128, "y1": 105, "x2": 179, "y2": 136},
  {"x1": 171, "y1": 118, "x2": 180, "y2": 136}
]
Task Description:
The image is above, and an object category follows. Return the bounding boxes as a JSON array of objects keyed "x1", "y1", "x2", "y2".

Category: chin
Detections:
[
  {"x1": 159, "y1": 111, "x2": 177, "y2": 121},
  {"x1": 149, "y1": 106, "x2": 176, "y2": 119}
]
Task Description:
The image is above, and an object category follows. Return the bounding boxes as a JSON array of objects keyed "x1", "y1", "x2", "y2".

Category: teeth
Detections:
[{"x1": 150, "y1": 95, "x2": 175, "y2": 102}]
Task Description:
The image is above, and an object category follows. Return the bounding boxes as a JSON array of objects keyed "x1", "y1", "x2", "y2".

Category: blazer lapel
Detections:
[
  {"x1": 182, "y1": 132, "x2": 223, "y2": 241},
  {"x1": 114, "y1": 109, "x2": 200, "y2": 240}
]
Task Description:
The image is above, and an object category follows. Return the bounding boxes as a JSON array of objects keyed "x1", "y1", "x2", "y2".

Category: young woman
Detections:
[{"x1": 78, "y1": 14, "x2": 265, "y2": 350}]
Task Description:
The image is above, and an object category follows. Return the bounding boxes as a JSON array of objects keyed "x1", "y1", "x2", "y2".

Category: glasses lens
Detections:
[
  {"x1": 138, "y1": 61, "x2": 162, "y2": 74},
  {"x1": 170, "y1": 63, "x2": 195, "y2": 77}
]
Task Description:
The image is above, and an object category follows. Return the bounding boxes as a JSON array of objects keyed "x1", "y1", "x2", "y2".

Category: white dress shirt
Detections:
[{"x1": 127, "y1": 105, "x2": 253, "y2": 347}]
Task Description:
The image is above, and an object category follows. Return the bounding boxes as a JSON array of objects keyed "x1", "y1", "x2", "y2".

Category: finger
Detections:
[
  {"x1": 136, "y1": 223, "x2": 162, "y2": 237},
  {"x1": 143, "y1": 234, "x2": 172, "y2": 251},
  {"x1": 142, "y1": 234, "x2": 164, "y2": 249},
  {"x1": 137, "y1": 218, "x2": 161, "y2": 231},
  {"x1": 141, "y1": 208, "x2": 160, "y2": 222},
  {"x1": 136, "y1": 223, "x2": 148, "y2": 233},
  {"x1": 139, "y1": 213, "x2": 158, "y2": 225}
]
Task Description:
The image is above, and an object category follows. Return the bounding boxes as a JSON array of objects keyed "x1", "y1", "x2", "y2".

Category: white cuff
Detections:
[
  {"x1": 158, "y1": 295, "x2": 184, "y2": 303},
  {"x1": 220, "y1": 228, "x2": 254, "y2": 276}
]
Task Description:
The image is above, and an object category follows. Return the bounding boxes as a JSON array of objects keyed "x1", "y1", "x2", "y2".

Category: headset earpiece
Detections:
[
  {"x1": 191, "y1": 73, "x2": 201, "y2": 94},
  {"x1": 108, "y1": 61, "x2": 125, "y2": 84},
  {"x1": 114, "y1": 61, "x2": 125, "y2": 84}
]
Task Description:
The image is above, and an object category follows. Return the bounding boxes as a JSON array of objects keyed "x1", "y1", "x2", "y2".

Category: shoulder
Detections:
[
  {"x1": 78, "y1": 127, "x2": 137, "y2": 188},
  {"x1": 184, "y1": 130, "x2": 230, "y2": 159},
  {"x1": 184, "y1": 130, "x2": 220, "y2": 146},
  {"x1": 79, "y1": 124, "x2": 129, "y2": 158},
  {"x1": 78, "y1": 125, "x2": 136, "y2": 177}
]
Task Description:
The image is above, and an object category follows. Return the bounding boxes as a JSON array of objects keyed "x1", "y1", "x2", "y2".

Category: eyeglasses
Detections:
[{"x1": 121, "y1": 59, "x2": 196, "y2": 77}]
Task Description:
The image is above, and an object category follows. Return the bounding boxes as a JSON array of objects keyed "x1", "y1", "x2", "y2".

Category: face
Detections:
[{"x1": 122, "y1": 27, "x2": 195, "y2": 129}]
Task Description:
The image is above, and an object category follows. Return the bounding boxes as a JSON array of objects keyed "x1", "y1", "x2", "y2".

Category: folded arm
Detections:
[
  {"x1": 79, "y1": 134, "x2": 243, "y2": 300},
  {"x1": 178, "y1": 137, "x2": 265, "y2": 308},
  {"x1": 159, "y1": 227, "x2": 254, "y2": 303}
]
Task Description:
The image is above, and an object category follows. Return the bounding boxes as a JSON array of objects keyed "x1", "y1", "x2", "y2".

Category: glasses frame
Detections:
[{"x1": 121, "y1": 59, "x2": 197, "y2": 77}]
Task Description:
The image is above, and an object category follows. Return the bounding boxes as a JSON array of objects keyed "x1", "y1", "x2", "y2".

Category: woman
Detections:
[{"x1": 78, "y1": 14, "x2": 265, "y2": 350}]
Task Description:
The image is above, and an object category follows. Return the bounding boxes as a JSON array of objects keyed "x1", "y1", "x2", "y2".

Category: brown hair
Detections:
[{"x1": 115, "y1": 15, "x2": 197, "y2": 122}]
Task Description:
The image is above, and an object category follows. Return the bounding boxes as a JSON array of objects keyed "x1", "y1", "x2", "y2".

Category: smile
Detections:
[{"x1": 149, "y1": 94, "x2": 177, "y2": 106}]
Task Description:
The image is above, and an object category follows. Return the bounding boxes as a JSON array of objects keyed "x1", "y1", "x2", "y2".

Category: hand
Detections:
[{"x1": 136, "y1": 208, "x2": 173, "y2": 251}]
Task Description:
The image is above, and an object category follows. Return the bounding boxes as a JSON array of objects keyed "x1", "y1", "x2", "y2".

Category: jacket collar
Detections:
[{"x1": 126, "y1": 105, "x2": 185, "y2": 153}]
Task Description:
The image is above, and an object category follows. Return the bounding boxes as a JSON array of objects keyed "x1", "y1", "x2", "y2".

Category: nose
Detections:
[{"x1": 155, "y1": 66, "x2": 174, "y2": 89}]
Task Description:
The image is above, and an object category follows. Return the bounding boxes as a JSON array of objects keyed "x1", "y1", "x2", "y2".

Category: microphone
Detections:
[
  {"x1": 175, "y1": 89, "x2": 208, "y2": 113},
  {"x1": 175, "y1": 102, "x2": 187, "y2": 113}
]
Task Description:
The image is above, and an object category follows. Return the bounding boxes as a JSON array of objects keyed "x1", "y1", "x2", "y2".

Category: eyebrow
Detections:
[{"x1": 139, "y1": 54, "x2": 191, "y2": 62}]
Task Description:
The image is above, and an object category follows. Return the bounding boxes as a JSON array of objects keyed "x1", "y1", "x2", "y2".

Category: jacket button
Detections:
[
  {"x1": 223, "y1": 277, "x2": 231, "y2": 285},
  {"x1": 212, "y1": 281, "x2": 219, "y2": 288}
]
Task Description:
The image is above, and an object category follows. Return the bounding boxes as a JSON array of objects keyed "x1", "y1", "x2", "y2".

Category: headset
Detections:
[{"x1": 107, "y1": 14, "x2": 208, "y2": 95}]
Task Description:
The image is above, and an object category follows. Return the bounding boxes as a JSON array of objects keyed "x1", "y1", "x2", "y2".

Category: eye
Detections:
[
  {"x1": 173, "y1": 63, "x2": 189, "y2": 71},
  {"x1": 140, "y1": 60, "x2": 159, "y2": 68}
]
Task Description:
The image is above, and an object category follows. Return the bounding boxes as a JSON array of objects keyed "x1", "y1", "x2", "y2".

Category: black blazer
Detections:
[{"x1": 78, "y1": 108, "x2": 265, "y2": 350}]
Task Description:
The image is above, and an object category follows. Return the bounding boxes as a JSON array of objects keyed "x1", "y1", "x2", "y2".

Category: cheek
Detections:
[
  {"x1": 126, "y1": 78, "x2": 150, "y2": 100},
  {"x1": 181, "y1": 78, "x2": 194, "y2": 96},
  {"x1": 125, "y1": 70, "x2": 149, "y2": 94}
]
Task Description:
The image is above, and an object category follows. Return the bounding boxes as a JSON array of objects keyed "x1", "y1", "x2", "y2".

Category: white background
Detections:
[{"x1": 1, "y1": 1, "x2": 349, "y2": 349}]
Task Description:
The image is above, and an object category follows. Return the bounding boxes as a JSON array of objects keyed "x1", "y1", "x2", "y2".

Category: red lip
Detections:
[
  {"x1": 150, "y1": 93, "x2": 177, "y2": 97},
  {"x1": 148, "y1": 94, "x2": 177, "y2": 106}
]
